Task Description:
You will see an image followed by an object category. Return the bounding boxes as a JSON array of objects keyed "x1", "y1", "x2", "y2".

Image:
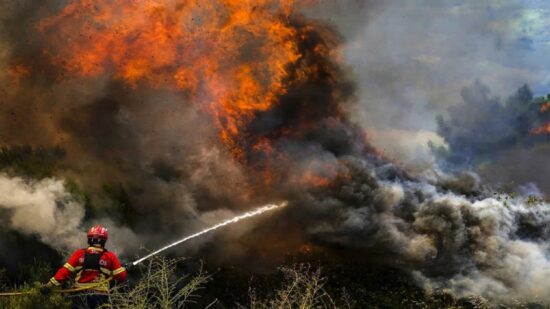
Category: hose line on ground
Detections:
[{"x1": 0, "y1": 278, "x2": 113, "y2": 297}]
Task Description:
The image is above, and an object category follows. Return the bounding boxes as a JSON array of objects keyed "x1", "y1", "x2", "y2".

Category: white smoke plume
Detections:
[
  {"x1": 0, "y1": 174, "x2": 84, "y2": 250},
  {"x1": 0, "y1": 174, "x2": 141, "y2": 257}
]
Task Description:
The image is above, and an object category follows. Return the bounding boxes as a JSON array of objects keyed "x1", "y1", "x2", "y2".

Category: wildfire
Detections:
[
  {"x1": 7, "y1": 63, "x2": 30, "y2": 87},
  {"x1": 531, "y1": 101, "x2": 550, "y2": 135},
  {"x1": 531, "y1": 123, "x2": 550, "y2": 135},
  {"x1": 37, "y1": 0, "x2": 353, "y2": 193},
  {"x1": 540, "y1": 101, "x2": 550, "y2": 113},
  {"x1": 38, "y1": 0, "x2": 303, "y2": 160},
  {"x1": 302, "y1": 173, "x2": 332, "y2": 187}
]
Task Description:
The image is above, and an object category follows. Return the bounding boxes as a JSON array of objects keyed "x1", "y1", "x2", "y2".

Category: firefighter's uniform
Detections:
[
  {"x1": 49, "y1": 246, "x2": 127, "y2": 292},
  {"x1": 44, "y1": 225, "x2": 126, "y2": 309}
]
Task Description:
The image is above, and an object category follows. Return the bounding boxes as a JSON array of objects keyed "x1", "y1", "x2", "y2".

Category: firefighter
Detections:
[{"x1": 40, "y1": 225, "x2": 127, "y2": 309}]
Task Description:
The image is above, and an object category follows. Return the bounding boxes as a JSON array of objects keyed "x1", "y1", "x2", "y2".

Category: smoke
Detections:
[
  {"x1": 367, "y1": 129, "x2": 443, "y2": 171},
  {"x1": 336, "y1": 0, "x2": 549, "y2": 131},
  {"x1": 326, "y1": 0, "x2": 550, "y2": 199},
  {"x1": 0, "y1": 173, "x2": 140, "y2": 256},
  {"x1": 433, "y1": 81, "x2": 550, "y2": 195},
  {"x1": 434, "y1": 82, "x2": 536, "y2": 167},
  {"x1": 1, "y1": 0, "x2": 550, "y2": 304},
  {"x1": 298, "y1": 157, "x2": 550, "y2": 302},
  {"x1": 0, "y1": 174, "x2": 84, "y2": 250},
  {"x1": 311, "y1": 0, "x2": 550, "y2": 172}
]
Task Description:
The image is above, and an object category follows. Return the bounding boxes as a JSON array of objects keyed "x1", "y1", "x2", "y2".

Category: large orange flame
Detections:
[{"x1": 38, "y1": 0, "x2": 302, "y2": 159}]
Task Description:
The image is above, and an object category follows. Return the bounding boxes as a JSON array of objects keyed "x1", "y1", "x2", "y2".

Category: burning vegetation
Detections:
[{"x1": 37, "y1": 0, "x2": 307, "y2": 161}]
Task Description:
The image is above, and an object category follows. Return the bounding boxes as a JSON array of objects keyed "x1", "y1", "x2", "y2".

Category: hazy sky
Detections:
[
  {"x1": 315, "y1": 0, "x2": 550, "y2": 131},
  {"x1": 302, "y1": 0, "x2": 549, "y2": 165}
]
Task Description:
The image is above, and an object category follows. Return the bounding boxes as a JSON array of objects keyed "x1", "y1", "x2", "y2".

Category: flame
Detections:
[
  {"x1": 531, "y1": 101, "x2": 550, "y2": 135},
  {"x1": 540, "y1": 101, "x2": 550, "y2": 113},
  {"x1": 37, "y1": 0, "x2": 352, "y2": 193},
  {"x1": 531, "y1": 122, "x2": 550, "y2": 135},
  {"x1": 7, "y1": 63, "x2": 30, "y2": 87},
  {"x1": 38, "y1": 0, "x2": 302, "y2": 160},
  {"x1": 301, "y1": 171, "x2": 333, "y2": 187}
]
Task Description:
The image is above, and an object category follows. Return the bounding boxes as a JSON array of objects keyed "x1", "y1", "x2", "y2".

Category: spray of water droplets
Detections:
[{"x1": 131, "y1": 201, "x2": 288, "y2": 266}]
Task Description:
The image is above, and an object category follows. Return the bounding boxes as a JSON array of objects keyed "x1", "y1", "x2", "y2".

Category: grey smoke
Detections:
[
  {"x1": 433, "y1": 81, "x2": 537, "y2": 168},
  {"x1": 2, "y1": 0, "x2": 550, "y2": 304},
  {"x1": 300, "y1": 156, "x2": 550, "y2": 302},
  {"x1": 313, "y1": 0, "x2": 550, "y2": 196},
  {"x1": 432, "y1": 81, "x2": 550, "y2": 195},
  {"x1": 336, "y1": 0, "x2": 549, "y2": 132},
  {"x1": 308, "y1": 1, "x2": 550, "y2": 172},
  {"x1": 0, "y1": 173, "x2": 141, "y2": 256},
  {"x1": 0, "y1": 174, "x2": 84, "y2": 250}
]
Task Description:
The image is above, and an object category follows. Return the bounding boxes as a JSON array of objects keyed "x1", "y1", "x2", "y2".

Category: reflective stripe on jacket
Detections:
[{"x1": 50, "y1": 246, "x2": 126, "y2": 292}]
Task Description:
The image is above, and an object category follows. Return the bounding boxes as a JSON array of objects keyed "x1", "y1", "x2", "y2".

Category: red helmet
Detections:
[{"x1": 87, "y1": 225, "x2": 108, "y2": 240}]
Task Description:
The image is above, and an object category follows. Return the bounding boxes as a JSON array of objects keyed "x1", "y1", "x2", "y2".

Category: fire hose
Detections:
[
  {"x1": 0, "y1": 202, "x2": 287, "y2": 297},
  {"x1": 0, "y1": 278, "x2": 113, "y2": 297}
]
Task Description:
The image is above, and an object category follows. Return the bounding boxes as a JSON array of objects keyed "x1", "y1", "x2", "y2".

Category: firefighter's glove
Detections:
[
  {"x1": 123, "y1": 262, "x2": 134, "y2": 270},
  {"x1": 40, "y1": 282, "x2": 53, "y2": 295}
]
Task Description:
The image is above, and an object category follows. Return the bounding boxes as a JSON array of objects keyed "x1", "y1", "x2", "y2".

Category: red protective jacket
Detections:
[{"x1": 49, "y1": 246, "x2": 126, "y2": 292}]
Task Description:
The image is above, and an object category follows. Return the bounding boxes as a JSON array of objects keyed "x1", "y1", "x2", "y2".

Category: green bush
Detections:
[
  {"x1": 0, "y1": 145, "x2": 65, "y2": 179},
  {"x1": 0, "y1": 282, "x2": 70, "y2": 309}
]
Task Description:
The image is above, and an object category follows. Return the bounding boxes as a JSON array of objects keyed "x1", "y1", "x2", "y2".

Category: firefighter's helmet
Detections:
[{"x1": 87, "y1": 225, "x2": 108, "y2": 240}]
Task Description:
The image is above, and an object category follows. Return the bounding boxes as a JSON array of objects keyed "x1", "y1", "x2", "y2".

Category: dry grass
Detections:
[
  {"x1": 107, "y1": 257, "x2": 210, "y2": 309},
  {"x1": 2, "y1": 260, "x2": 550, "y2": 309},
  {"x1": 242, "y1": 264, "x2": 343, "y2": 309}
]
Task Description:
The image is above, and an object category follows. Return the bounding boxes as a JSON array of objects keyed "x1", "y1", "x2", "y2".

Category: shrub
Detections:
[
  {"x1": 242, "y1": 264, "x2": 338, "y2": 309},
  {"x1": 108, "y1": 257, "x2": 210, "y2": 309},
  {"x1": 0, "y1": 282, "x2": 70, "y2": 309}
]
